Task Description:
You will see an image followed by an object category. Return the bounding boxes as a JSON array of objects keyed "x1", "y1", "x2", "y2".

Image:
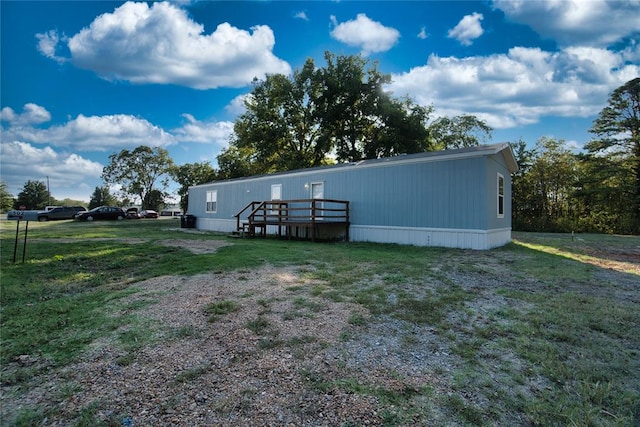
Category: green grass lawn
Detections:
[{"x1": 1, "y1": 220, "x2": 638, "y2": 426}]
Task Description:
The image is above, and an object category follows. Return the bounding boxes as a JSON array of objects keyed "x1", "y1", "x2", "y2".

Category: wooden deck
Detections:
[{"x1": 234, "y1": 199, "x2": 350, "y2": 242}]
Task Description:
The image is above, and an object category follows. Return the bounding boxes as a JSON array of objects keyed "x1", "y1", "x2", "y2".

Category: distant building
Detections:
[{"x1": 160, "y1": 203, "x2": 182, "y2": 217}]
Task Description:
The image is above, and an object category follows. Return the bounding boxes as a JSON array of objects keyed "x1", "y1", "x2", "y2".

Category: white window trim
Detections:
[
  {"x1": 206, "y1": 190, "x2": 217, "y2": 213},
  {"x1": 497, "y1": 173, "x2": 505, "y2": 218}
]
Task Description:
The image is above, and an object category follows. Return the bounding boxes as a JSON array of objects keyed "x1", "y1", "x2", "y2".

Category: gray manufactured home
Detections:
[{"x1": 187, "y1": 143, "x2": 519, "y2": 249}]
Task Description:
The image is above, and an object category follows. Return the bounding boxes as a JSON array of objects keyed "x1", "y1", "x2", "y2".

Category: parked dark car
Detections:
[
  {"x1": 75, "y1": 206, "x2": 126, "y2": 221},
  {"x1": 38, "y1": 206, "x2": 87, "y2": 221},
  {"x1": 138, "y1": 209, "x2": 159, "y2": 219}
]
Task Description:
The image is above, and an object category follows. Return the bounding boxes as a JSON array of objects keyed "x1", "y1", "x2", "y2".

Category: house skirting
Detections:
[
  {"x1": 196, "y1": 218, "x2": 511, "y2": 250},
  {"x1": 349, "y1": 225, "x2": 511, "y2": 250},
  {"x1": 197, "y1": 218, "x2": 237, "y2": 233}
]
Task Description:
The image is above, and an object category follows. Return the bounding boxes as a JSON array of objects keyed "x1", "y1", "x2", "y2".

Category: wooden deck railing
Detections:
[{"x1": 234, "y1": 199, "x2": 350, "y2": 241}]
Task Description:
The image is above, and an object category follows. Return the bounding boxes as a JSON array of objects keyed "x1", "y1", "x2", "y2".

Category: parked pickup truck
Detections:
[{"x1": 37, "y1": 206, "x2": 87, "y2": 221}]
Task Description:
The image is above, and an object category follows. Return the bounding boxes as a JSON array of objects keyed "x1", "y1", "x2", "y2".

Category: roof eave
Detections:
[{"x1": 494, "y1": 143, "x2": 519, "y2": 173}]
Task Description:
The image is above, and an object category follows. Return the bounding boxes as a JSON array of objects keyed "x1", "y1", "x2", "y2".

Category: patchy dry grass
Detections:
[{"x1": 1, "y1": 221, "x2": 638, "y2": 426}]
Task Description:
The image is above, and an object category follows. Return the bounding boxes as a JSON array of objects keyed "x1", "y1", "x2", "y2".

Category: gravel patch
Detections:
[
  {"x1": 5, "y1": 238, "x2": 635, "y2": 426},
  {"x1": 1, "y1": 260, "x2": 534, "y2": 426},
  {"x1": 5, "y1": 266, "x2": 395, "y2": 425}
]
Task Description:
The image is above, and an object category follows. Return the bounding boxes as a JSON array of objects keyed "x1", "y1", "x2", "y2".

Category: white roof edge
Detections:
[{"x1": 492, "y1": 143, "x2": 519, "y2": 173}]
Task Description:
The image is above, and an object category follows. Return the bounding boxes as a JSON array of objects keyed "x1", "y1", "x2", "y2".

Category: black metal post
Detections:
[
  {"x1": 22, "y1": 221, "x2": 30, "y2": 263},
  {"x1": 13, "y1": 219, "x2": 20, "y2": 263}
]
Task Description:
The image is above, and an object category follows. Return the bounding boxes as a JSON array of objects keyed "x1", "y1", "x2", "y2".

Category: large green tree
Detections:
[
  {"x1": 316, "y1": 53, "x2": 392, "y2": 162},
  {"x1": 102, "y1": 146, "x2": 174, "y2": 209},
  {"x1": 231, "y1": 57, "x2": 333, "y2": 173},
  {"x1": 225, "y1": 52, "x2": 494, "y2": 175},
  {"x1": 15, "y1": 180, "x2": 49, "y2": 210},
  {"x1": 226, "y1": 52, "x2": 442, "y2": 172},
  {"x1": 170, "y1": 162, "x2": 217, "y2": 213},
  {"x1": 0, "y1": 181, "x2": 14, "y2": 212},
  {"x1": 586, "y1": 77, "x2": 640, "y2": 233}
]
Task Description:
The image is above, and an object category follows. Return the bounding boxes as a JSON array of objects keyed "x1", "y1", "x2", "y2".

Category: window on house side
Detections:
[
  {"x1": 206, "y1": 190, "x2": 217, "y2": 213},
  {"x1": 271, "y1": 184, "x2": 282, "y2": 201},
  {"x1": 497, "y1": 173, "x2": 505, "y2": 218}
]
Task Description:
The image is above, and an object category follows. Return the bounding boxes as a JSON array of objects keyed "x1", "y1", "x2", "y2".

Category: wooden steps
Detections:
[{"x1": 233, "y1": 199, "x2": 349, "y2": 242}]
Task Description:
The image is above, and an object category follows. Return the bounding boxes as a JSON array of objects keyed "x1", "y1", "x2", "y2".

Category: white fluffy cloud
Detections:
[
  {"x1": 35, "y1": 30, "x2": 66, "y2": 63},
  {"x1": 493, "y1": 0, "x2": 640, "y2": 47},
  {"x1": 388, "y1": 46, "x2": 640, "y2": 128},
  {"x1": 1, "y1": 103, "x2": 237, "y2": 152},
  {"x1": 0, "y1": 141, "x2": 103, "y2": 201},
  {"x1": 41, "y1": 1, "x2": 291, "y2": 89},
  {"x1": 1, "y1": 103, "x2": 51, "y2": 125},
  {"x1": 173, "y1": 114, "x2": 234, "y2": 146},
  {"x1": 2, "y1": 111, "x2": 175, "y2": 151},
  {"x1": 0, "y1": 104, "x2": 236, "y2": 200},
  {"x1": 330, "y1": 13, "x2": 400, "y2": 56},
  {"x1": 447, "y1": 12, "x2": 484, "y2": 46},
  {"x1": 225, "y1": 94, "x2": 250, "y2": 116}
]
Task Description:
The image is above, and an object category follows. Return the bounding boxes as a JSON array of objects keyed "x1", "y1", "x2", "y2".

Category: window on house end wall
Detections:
[
  {"x1": 497, "y1": 173, "x2": 505, "y2": 218},
  {"x1": 206, "y1": 190, "x2": 217, "y2": 213}
]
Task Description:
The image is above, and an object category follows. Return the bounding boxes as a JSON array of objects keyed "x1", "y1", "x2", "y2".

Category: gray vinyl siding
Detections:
[
  {"x1": 188, "y1": 144, "x2": 519, "y2": 249},
  {"x1": 189, "y1": 156, "x2": 494, "y2": 231},
  {"x1": 325, "y1": 158, "x2": 487, "y2": 230}
]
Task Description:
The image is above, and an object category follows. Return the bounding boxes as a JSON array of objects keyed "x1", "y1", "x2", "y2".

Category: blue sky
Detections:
[{"x1": 1, "y1": 1, "x2": 639, "y2": 202}]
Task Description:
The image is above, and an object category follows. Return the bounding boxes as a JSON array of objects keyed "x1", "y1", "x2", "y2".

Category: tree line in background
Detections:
[
  {"x1": 512, "y1": 78, "x2": 639, "y2": 234},
  {"x1": 1, "y1": 53, "x2": 637, "y2": 235}
]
